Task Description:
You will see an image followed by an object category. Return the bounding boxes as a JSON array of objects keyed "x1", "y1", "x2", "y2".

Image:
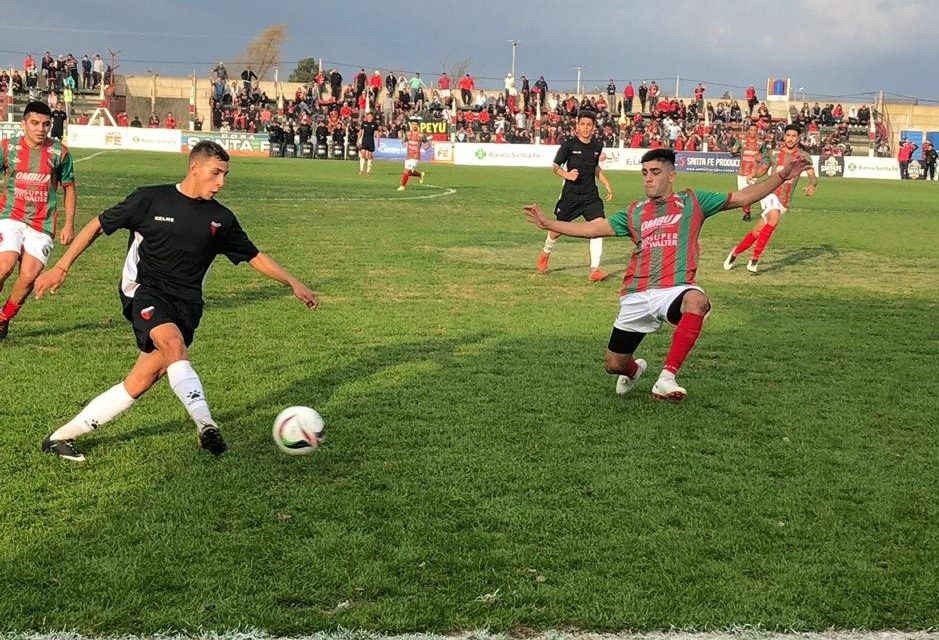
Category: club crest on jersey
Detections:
[
  {"x1": 210, "y1": 221, "x2": 222, "y2": 236},
  {"x1": 140, "y1": 306, "x2": 156, "y2": 320}
]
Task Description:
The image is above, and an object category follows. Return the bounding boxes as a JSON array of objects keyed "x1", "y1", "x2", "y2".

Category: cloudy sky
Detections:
[{"x1": 2, "y1": 0, "x2": 937, "y2": 103}]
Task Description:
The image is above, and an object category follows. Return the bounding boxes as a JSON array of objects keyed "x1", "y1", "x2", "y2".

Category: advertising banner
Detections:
[
  {"x1": 375, "y1": 138, "x2": 434, "y2": 162},
  {"x1": 417, "y1": 120, "x2": 449, "y2": 141},
  {"x1": 675, "y1": 152, "x2": 739, "y2": 174},
  {"x1": 843, "y1": 156, "x2": 901, "y2": 180},
  {"x1": 599, "y1": 147, "x2": 647, "y2": 172},
  {"x1": 452, "y1": 143, "x2": 559, "y2": 167},
  {"x1": 817, "y1": 154, "x2": 845, "y2": 178},
  {"x1": 65, "y1": 125, "x2": 181, "y2": 153},
  {"x1": 182, "y1": 130, "x2": 270, "y2": 157},
  {"x1": 0, "y1": 122, "x2": 21, "y2": 140}
]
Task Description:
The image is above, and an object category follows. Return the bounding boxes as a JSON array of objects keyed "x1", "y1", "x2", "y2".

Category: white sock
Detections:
[
  {"x1": 589, "y1": 237, "x2": 603, "y2": 269},
  {"x1": 543, "y1": 234, "x2": 558, "y2": 254},
  {"x1": 366, "y1": 159, "x2": 372, "y2": 173},
  {"x1": 359, "y1": 157, "x2": 365, "y2": 171},
  {"x1": 51, "y1": 383, "x2": 135, "y2": 441},
  {"x1": 167, "y1": 360, "x2": 215, "y2": 430}
]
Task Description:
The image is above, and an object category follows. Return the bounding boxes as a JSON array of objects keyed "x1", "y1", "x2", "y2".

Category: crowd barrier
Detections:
[{"x1": 0, "y1": 122, "x2": 923, "y2": 180}]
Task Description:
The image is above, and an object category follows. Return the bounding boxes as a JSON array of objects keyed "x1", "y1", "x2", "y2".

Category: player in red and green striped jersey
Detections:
[
  {"x1": 0, "y1": 101, "x2": 76, "y2": 339},
  {"x1": 524, "y1": 148, "x2": 806, "y2": 401},
  {"x1": 724, "y1": 123, "x2": 817, "y2": 273}
]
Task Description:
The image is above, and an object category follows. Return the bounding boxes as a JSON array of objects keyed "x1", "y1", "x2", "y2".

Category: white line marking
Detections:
[{"x1": 74, "y1": 151, "x2": 108, "y2": 163}]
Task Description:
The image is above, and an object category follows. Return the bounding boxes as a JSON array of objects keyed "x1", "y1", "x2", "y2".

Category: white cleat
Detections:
[
  {"x1": 747, "y1": 259, "x2": 759, "y2": 273},
  {"x1": 419, "y1": 171, "x2": 425, "y2": 184},
  {"x1": 615, "y1": 359, "x2": 647, "y2": 395},
  {"x1": 651, "y1": 371, "x2": 687, "y2": 402},
  {"x1": 723, "y1": 251, "x2": 737, "y2": 270},
  {"x1": 396, "y1": 186, "x2": 406, "y2": 191}
]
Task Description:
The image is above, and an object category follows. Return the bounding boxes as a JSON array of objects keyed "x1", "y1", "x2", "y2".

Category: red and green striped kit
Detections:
[
  {"x1": 0, "y1": 136, "x2": 75, "y2": 237},
  {"x1": 769, "y1": 146, "x2": 811, "y2": 208},
  {"x1": 609, "y1": 189, "x2": 730, "y2": 295}
]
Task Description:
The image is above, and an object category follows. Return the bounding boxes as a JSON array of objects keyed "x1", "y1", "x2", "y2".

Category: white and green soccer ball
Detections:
[{"x1": 272, "y1": 406, "x2": 325, "y2": 455}]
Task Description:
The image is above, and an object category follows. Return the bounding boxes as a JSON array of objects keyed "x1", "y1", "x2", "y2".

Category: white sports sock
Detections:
[
  {"x1": 366, "y1": 159, "x2": 372, "y2": 173},
  {"x1": 51, "y1": 383, "x2": 135, "y2": 441},
  {"x1": 167, "y1": 360, "x2": 215, "y2": 430},
  {"x1": 589, "y1": 237, "x2": 603, "y2": 269},
  {"x1": 543, "y1": 234, "x2": 558, "y2": 254},
  {"x1": 359, "y1": 157, "x2": 365, "y2": 171}
]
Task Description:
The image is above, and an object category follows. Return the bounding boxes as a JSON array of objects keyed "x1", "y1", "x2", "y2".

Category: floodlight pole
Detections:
[
  {"x1": 510, "y1": 39, "x2": 518, "y2": 80},
  {"x1": 575, "y1": 66, "x2": 582, "y2": 95}
]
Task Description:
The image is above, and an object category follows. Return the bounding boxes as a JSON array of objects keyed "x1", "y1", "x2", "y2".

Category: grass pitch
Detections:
[{"x1": 1, "y1": 151, "x2": 937, "y2": 633}]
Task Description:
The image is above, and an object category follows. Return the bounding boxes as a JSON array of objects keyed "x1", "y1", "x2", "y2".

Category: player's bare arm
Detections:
[
  {"x1": 596, "y1": 166, "x2": 613, "y2": 201},
  {"x1": 553, "y1": 163, "x2": 577, "y2": 181},
  {"x1": 727, "y1": 156, "x2": 807, "y2": 209},
  {"x1": 523, "y1": 204, "x2": 614, "y2": 238},
  {"x1": 34, "y1": 216, "x2": 104, "y2": 298},
  {"x1": 60, "y1": 183, "x2": 76, "y2": 245},
  {"x1": 248, "y1": 252, "x2": 319, "y2": 310},
  {"x1": 804, "y1": 167, "x2": 818, "y2": 196}
]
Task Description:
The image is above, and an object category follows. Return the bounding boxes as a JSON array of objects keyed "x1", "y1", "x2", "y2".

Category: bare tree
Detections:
[
  {"x1": 232, "y1": 24, "x2": 288, "y2": 80},
  {"x1": 439, "y1": 55, "x2": 472, "y2": 78}
]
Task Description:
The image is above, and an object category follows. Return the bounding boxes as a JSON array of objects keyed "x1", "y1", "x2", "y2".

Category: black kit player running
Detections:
[{"x1": 34, "y1": 141, "x2": 319, "y2": 462}]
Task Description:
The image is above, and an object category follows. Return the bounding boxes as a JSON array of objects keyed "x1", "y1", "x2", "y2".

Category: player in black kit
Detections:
[
  {"x1": 357, "y1": 111, "x2": 378, "y2": 175},
  {"x1": 535, "y1": 111, "x2": 614, "y2": 282},
  {"x1": 34, "y1": 141, "x2": 319, "y2": 462}
]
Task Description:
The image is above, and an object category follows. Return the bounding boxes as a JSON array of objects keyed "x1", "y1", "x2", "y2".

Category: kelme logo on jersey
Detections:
[
  {"x1": 140, "y1": 306, "x2": 155, "y2": 320},
  {"x1": 210, "y1": 221, "x2": 222, "y2": 236}
]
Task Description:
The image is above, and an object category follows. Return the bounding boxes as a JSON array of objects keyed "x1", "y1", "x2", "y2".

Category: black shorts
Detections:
[
  {"x1": 360, "y1": 140, "x2": 375, "y2": 152},
  {"x1": 554, "y1": 194, "x2": 605, "y2": 222},
  {"x1": 120, "y1": 287, "x2": 203, "y2": 354}
]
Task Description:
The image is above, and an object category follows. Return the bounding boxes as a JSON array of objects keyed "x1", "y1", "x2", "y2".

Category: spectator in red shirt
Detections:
[
  {"x1": 458, "y1": 73, "x2": 475, "y2": 107},
  {"x1": 116, "y1": 111, "x2": 128, "y2": 127},
  {"x1": 148, "y1": 113, "x2": 160, "y2": 128},
  {"x1": 623, "y1": 82, "x2": 635, "y2": 113},
  {"x1": 163, "y1": 112, "x2": 177, "y2": 129},
  {"x1": 745, "y1": 85, "x2": 758, "y2": 116}
]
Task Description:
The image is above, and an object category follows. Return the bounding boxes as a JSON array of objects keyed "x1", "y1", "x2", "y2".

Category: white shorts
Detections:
[
  {"x1": 0, "y1": 218, "x2": 54, "y2": 265},
  {"x1": 613, "y1": 285, "x2": 705, "y2": 333},
  {"x1": 404, "y1": 158, "x2": 420, "y2": 172},
  {"x1": 759, "y1": 193, "x2": 788, "y2": 219},
  {"x1": 737, "y1": 175, "x2": 754, "y2": 190}
]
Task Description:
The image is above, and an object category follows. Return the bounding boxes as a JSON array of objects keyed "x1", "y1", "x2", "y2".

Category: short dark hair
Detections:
[
  {"x1": 23, "y1": 101, "x2": 52, "y2": 118},
  {"x1": 784, "y1": 123, "x2": 802, "y2": 134},
  {"x1": 641, "y1": 148, "x2": 676, "y2": 165},
  {"x1": 189, "y1": 140, "x2": 229, "y2": 163},
  {"x1": 576, "y1": 110, "x2": 597, "y2": 122}
]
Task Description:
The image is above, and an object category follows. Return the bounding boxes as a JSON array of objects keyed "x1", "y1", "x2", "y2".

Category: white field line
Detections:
[
  {"x1": 74, "y1": 151, "x2": 108, "y2": 163},
  {"x1": 5, "y1": 630, "x2": 939, "y2": 640}
]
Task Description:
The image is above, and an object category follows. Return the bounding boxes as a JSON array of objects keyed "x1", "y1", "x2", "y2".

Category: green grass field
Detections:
[{"x1": 1, "y1": 151, "x2": 937, "y2": 634}]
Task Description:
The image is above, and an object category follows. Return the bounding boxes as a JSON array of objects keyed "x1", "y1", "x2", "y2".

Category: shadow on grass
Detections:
[{"x1": 758, "y1": 244, "x2": 840, "y2": 274}]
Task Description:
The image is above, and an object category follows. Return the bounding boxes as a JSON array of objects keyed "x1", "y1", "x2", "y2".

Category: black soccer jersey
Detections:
[
  {"x1": 99, "y1": 184, "x2": 260, "y2": 303},
  {"x1": 553, "y1": 136, "x2": 603, "y2": 198},
  {"x1": 360, "y1": 120, "x2": 378, "y2": 146}
]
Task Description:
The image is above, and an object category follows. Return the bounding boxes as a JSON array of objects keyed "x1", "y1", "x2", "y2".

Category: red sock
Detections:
[
  {"x1": 624, "y1": 357, "x2": 640, "y2": 378},
  {"x1": 1, "y1": 299, "x2": 23, "y2": 320},
  {"x1": 733, "y1": 231, "x2": 759, "y2": 256},
  {"x1": 663, "y1": 312, "x2": 705, "y2": 374},
  {"x1": 752, "y1": 224, "x2": 777, "y2": 261},
  {"x1": 742, "y1": 204, "x2": 751, "y2": 214},
  {"x1": 401, "y1": 172, "x2": 410, "y2": 187}
]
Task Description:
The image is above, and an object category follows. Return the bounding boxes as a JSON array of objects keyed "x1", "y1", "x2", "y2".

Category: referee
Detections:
[
  {"x1": 34, "y1": 141, "x2": 319, "y2": 461},
  {"x1": 535, "y1": 110, "x2": 614, "y2": 282}
]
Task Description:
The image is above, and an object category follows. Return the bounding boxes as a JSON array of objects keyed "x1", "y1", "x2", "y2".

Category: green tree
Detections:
[{"x1": 289, "y1": 57, "x2": 321, "y2": 83}]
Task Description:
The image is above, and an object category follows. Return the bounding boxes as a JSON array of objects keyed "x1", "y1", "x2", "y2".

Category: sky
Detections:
[{"x1": 1, "y1": 0, "x2": 937, "y2": 103}]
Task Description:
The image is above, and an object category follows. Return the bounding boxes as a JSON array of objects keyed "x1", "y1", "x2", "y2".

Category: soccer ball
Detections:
[{"x1": 272, "y1": 406, "x2": 325, "y2": 455}]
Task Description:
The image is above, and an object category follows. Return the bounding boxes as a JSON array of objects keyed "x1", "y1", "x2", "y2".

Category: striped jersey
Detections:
[
  {"x1": 0, "y1": 135, "x2": 75, "y2": 237},
  {"x1": 608, "y1": 189, "x2": 730, "y2": 295},
  {"x1": 733, "y1": 136, "x2": 765, "y2": 177},
  {"x1": 765, "y1": 146, "x2": 813, "y2": 208}
]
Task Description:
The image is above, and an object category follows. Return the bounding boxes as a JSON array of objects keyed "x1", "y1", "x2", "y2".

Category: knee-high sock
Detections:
[
  {"x1": 1, "y1": 299, "x2": 23, "y2": 320},
  {"x1": 366, "y1": 159, "x2": 372, "y2": 173},
  {"x1": 733, "y1": 230, "x2": 759, "y2": 257},
  {"x1": 167, "y1": 360, "x2": 215, "y2": 429},
  {"x1": 543, "y1": 234, "x2": 557, "y2": 254},
  {"x1": 589, "y1": 237, "x2": 603, "y2": 269},
  {"x1": 359, "y1": 157, "x2": 365, "y2": 171},
  {"x1": 751, "y1": 224, "x2": 777, "y2": 261},
  {"x1": 50, "y1": 383, "x2": 136, "y2": 441},
  {"x1": 401, "y1": 172, "x2": 410, "y2": 187},
  {"x1": 663, "y1": 312, "x2": 705, "y2": 375}
]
